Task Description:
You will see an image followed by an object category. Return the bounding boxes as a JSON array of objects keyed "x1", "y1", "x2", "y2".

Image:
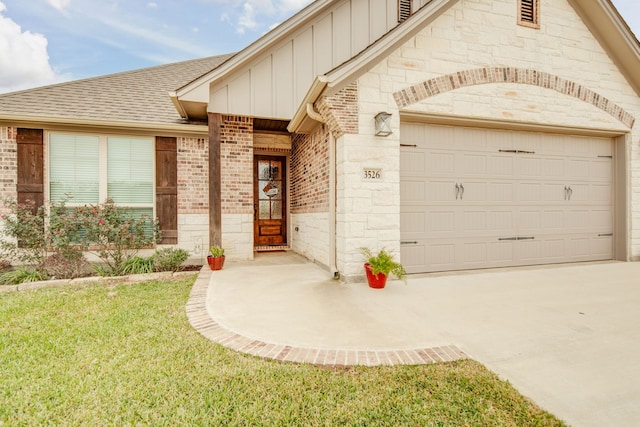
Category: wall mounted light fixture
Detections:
[{"x1": 374, "y1": 112, "x2": 393, "y2": 136}]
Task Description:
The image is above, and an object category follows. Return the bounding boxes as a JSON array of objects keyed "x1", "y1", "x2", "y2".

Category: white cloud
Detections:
[
  {"x1": 237, "y1": 2, "x2": 257, "y2": 34},
  {"x1": 47, "y1": 0, "x2": 71, "y2": 12},
  {"x1": 147, "y1": 2, "x2": 158, "y2": 8},
  {"x1": 0, "y1": 3, "x2": 58, "y2": 93}
]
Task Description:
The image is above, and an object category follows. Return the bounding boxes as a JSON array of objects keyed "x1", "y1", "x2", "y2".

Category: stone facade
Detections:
[{"x1": 344, "y1": 0, "x2": 640, "y2": 274}]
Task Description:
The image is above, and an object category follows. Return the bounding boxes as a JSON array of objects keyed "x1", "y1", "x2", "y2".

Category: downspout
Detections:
[{"x1": 306, "y1": 103, "x2": 339, "y2": 279}]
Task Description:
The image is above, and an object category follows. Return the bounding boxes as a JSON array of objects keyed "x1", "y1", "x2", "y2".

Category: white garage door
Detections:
[{"x1": 400, "y1": 123, "x2": 614, "y2": 274}]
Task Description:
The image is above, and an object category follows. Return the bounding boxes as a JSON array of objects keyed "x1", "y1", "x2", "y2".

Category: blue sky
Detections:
[{"x1": 0, "y1": 0, "x2": 639, "y2": 93}]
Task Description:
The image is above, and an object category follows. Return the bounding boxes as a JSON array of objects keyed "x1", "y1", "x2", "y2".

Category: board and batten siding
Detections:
[{"x1": 209, "y1": 0, "x2": 401, "y2": 119}]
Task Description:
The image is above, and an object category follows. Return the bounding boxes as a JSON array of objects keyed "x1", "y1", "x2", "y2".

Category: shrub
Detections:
[
  {"x1": 41, "y1": 251, "x2": 89, "y2": 279},
  {"x1": 65, "y1": 199, "x2": 161, "y2": 276},
  {"x1": 152, "y1": 248, "x2": 189, "y2": 272},
  {"x1": 121, "y1": 256, "x2": 156, "y2": 275},
  {"x1": 0, "y1": 267, "x2": 48, "y2": 285},
  {"x1": 0, "y1": 199, "x2": 47, "y2": 266}
]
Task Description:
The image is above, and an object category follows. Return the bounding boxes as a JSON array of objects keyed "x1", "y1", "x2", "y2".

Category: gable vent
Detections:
[
  {"x1": 520, "y1": 0, "x2": 534, "y2": 22},
  {"x1": 518, "y1": 0, "x2": 539, "y2": 28},
  {"x1": 398, "y1": 0, "x2": 412, "y2": 23}
]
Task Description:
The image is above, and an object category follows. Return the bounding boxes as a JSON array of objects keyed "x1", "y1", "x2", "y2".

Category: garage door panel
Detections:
[
  {"x1": 518, "y1": 183, "x2": 542, "y2": 201},
  {"x1": 568, "y1": 159, "x2": 591, "y2": 179},
  {"x1": 427, "y1": 180, "x2": 457, "y2": 202},
  {"x1": 488, "y1": 210, "x2": 514, "y2": 231},
  {"x1": 487, "y1": 182, "x2": 515, "y2": 202},
  {"x1": 429, "y1": 152, "x2": 456, "y2": 175},
  {"x1": 590, "y1": 184, "x2": 612, "y2": 202},
  {"x1": 400, "y1": 149, "x2": 425, "y2": 174},
  {"x1": 542, "y1": 209, "x2": 566, "y2": 229},
  {"x1": 488, "y1": 155, "x2": 514, "y2": 176},
  {"x1": 429, "y1": 211, "x2": 456, "y2": 234},
  {"x1": 591, "y1": 160, "x2": 612, "y2": 181},
  {"x1": 518, "y1": 156, "x2": 542, "y2": 178},
  {"x1": 400, "y1": 180, "x2": 426, "y2": 203},
  {"x1": 401, "y1": 211, "x2": 426, "y2": 235},
  {"x1": 400, "y1": 123, "x2": 614, "y2": 274},
  {"x1": 455, "y1": 127, "x2": 487, "y2": 150},
  {"x1": 542, "y1": 158, "x2": 564, "y2": 177}
]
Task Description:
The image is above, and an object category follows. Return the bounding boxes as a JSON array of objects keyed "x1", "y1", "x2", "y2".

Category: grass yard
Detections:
[{"x1": 1, "y1": 277, "x2": 566, "y2": 426}]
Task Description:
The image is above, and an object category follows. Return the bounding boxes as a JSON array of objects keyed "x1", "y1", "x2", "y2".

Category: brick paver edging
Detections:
[{"x1": 186, "y1": 267, "x2": 469, "y2": 366}]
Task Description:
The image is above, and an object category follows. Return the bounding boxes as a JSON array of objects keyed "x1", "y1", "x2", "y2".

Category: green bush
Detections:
[
  {"x1": 121, "y1": 256, "x2": 156, "y2": 275},
  {"x1": 59, "y1": 199, "x2": 161, "y2": 276},
  {"x1": 0, "y1": 198, "x2": 161, "y2": 281},
  {"x1": 152, "y1": 248, "x2": 189, "y2": 272},
  {"x1": 0, "y1": 267, "x2": 48, "y2": 285}
]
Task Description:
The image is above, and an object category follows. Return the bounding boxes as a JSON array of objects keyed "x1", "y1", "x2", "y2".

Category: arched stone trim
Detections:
[{"x1": 393, "y1": 67, "x2": 636, "y2": 128}]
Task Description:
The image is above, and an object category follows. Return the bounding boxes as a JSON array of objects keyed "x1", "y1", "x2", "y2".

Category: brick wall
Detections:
[
  {"x1": 290, "y1": 125, "x2": 330, "y2": 214},
  {"x1": 177, "y1": 136, "x2": 209, "y2": 214},
  {"x1": 0, "y1": 126, "x2": 17, "y2": 214},
  {"x1": 316, "y1": 83, "x2": 358, "y2": 138},
  {"x1": 220, "y1": 115, "x2": 253, "y2": 215}
]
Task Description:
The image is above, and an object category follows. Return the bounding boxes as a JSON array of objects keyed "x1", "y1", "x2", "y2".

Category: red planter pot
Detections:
[
  {"x1": 207, "y1": 256, "x2": 225, "y2": 271},
  {"x1": 364, "y1": 263, "x2": 387, "y2": 289}
]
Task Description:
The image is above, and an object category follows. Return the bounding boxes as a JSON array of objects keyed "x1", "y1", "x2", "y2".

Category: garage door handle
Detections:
[
  {"x1": 459, "y1": 183, "x2": 464, "y2": 200},
  {"x1": 455, "y1": 183, "x2": 459, "y2": 199},
  {"x1": 564, "y1": 186, "x2": 573, "y2": 201},
  {"x1": 517, "y1": 237, "x2": 535, "y2": 240},
  {"x1": 401, "y1": 241, "x2": 418, "y2": 245},
  {"x1": 499, "y1": 237, "x2": 518, "y2": 241}
]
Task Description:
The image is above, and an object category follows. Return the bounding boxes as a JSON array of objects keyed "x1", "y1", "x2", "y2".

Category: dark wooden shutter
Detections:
[
  {"x1": 398, "y1": 0, "x2": 412, "y2": 22},
  {"x1": 16, "y1": 128, "x2": 44, "y2": 214},
  {"x1": 155, "y1": 136, "x2": 178, "y2": 244}
]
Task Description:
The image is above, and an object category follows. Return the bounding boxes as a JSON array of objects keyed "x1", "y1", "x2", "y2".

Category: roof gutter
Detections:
[
  {"x1": 169, "y1": 91, "x2": 189, "y2": 119},
  {"x1": 287, "y1": 76, "x2": 328, "y2": 133},
  {"x1": 0, "y1": 114, "x2": 208, "y2": 135}
]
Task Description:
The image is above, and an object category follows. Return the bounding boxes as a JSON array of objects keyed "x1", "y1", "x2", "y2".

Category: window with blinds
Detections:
[
  {"x1": 49, "y1": 133, "x2": 153, "y2": 220},
  {"x1": 518, "y1": 0, "x2": 539, "y2": 29},
  {"x1": 50, "y1": 134, "x2": 100, "y2": 203}
]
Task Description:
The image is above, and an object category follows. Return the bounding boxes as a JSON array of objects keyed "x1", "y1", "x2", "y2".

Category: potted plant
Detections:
[
  {"x1": 207, "y1": 245, "x2": 225, "y2": 270},
  {"x1": 361, "y1": 247, "x2": 406, "y2": 289}
]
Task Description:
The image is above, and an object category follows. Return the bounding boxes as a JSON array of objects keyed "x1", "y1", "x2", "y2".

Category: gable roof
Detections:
[
  {"x1": 289, "y1": 0, "x2": 640, "y2": 132},
  {"x1": 0, "y1": 54, "x2": 233, "y2": 131}
]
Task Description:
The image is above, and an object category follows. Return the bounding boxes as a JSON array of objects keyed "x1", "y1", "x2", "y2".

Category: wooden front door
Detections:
[{"x1": 254, "y1": 156, "x2": 287, "y2": 246}]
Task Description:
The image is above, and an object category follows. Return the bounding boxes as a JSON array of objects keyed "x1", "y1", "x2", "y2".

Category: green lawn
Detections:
[{"x1": 1, "y1": 277, "x2": 566, "y2": 426}]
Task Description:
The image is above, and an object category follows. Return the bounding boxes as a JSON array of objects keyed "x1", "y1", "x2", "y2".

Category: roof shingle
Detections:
[{"x1": 0, "y1": 54, "x2": 234, "y2": 125}]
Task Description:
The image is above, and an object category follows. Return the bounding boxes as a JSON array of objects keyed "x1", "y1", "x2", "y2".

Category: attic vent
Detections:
[
  {"x1": 398, "y1": 0, "x2": 412, "y2": 23},
  {"x1": 518, "y1": 0, "x2": 539, "y2": 29}
]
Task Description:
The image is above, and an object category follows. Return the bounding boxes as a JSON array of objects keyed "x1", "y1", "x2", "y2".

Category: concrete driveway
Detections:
[{"x1": 203, "y1": 253, "x2": 640, "y2": 426}]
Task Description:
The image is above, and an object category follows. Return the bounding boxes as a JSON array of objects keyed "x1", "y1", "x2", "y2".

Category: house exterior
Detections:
[{"x1": 1, "y1": 0, "x2": 640, "y2": 281}]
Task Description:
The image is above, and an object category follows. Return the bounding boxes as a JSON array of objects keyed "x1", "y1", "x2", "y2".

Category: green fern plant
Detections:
[{"x1": 361, "y1": 247, "x2": 406, "y2": 282}]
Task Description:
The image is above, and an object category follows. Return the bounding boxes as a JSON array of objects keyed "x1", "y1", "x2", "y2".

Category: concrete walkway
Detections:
[{"x1": 187, "y1": 252, "x2": 640, "y2": 427}]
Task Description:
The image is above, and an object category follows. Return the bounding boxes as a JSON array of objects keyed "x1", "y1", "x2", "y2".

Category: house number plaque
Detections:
[{"x1": 363, "y1": 168, "x2": 382, "y2": 180}]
